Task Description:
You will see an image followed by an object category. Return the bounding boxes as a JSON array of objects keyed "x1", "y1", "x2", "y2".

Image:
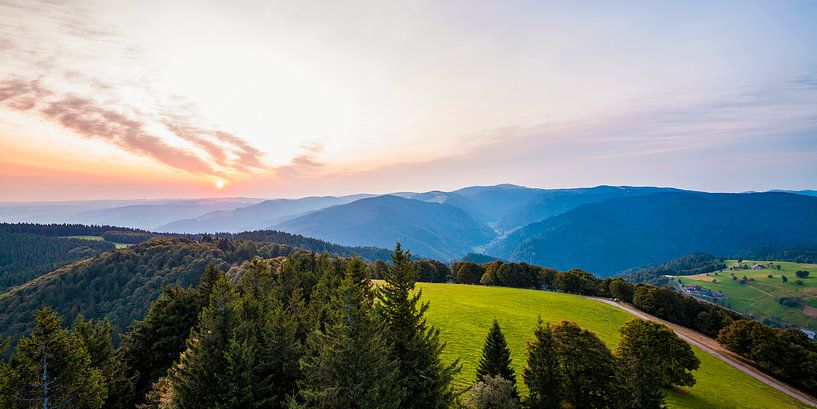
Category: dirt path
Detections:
[{"x1": 584, "y1": 296, "x2": 817, "y2": 408}]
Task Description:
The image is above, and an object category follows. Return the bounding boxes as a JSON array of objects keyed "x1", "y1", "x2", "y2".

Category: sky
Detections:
[{"x1": 1, "y1": 0, "x2": 816, "y2": 201}]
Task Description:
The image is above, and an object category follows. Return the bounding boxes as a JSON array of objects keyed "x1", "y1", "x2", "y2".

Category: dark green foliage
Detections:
[
  {"x1": 739, "y1": 245, "x2": 817, "y2": 264},
  {"x1": 452, "y1": 261, "x2": 485, "y2": 284},
  {"x1": 0, "y1": 232, "x2": 114, "y2": 291},
  {"x1": 718, "y1": 320, "x2": 817, "y2": 395},
  {"x1": 376, "y1": 244, "x2": 460, "y2": 409},
  {"x1": 619, "y1": 253, "x2": 726, "y2": 285},
  {"x1": 476, "y1": 320, "x2": 516, "y2": 397},
  {"x1": 72, "y1": 316, "x2": 134, "y2": 409},
  {"x1": 0, "y1": 238, "x2": 297, "y2": 340},
  {"x1": 795, "y1": 270, "x2": 810, "y2": 278},
  {"x1": 172, "y1": 260, "x2": 302, "y2": 409},
  {"x1": 632, "y1": 285, "x2": 740, "y2": 338},
  {"x1": 522, "y1": 320, "x2": 562, "y2": 409},
  {"x1": 232, "y1": 230, "x2": 391, "y2": 261},
  {"x1": 0, "y1": 307, "x2": 106, "y2": 409},
  {"x1": 551, "y1": 321, "x2": 619, "y2": 409},
  {"x1": 554, "y1": 269, "x2": 598, "y2": 295},
  {"x1": 616, "y1": 319, "x2": 700, "y2": 409},
  {"x1": 368, "y1": 259, "x2": 389, "y2": 279},
  {"x1": 416, "y1": 259, "x2": 451, "y2": 283},
  {"x1": 479, "y1": 261, "x2": 550, "y2": 289},
  {"x1": 297, "y1": 258, "x2": 400, "y2": 408},
  {"x1": 119, "y1": 284, "x2": 203, "y2": 406}
]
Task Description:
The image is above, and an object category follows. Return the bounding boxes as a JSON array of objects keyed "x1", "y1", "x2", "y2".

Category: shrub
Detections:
[{"x1": 466, "y1": 375, "x2": 519, "y2": 409}]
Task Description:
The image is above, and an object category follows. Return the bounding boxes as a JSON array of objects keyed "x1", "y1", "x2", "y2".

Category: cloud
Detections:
[{"x1": 0, "y1": 0, "x2": 271, "y2": 180}]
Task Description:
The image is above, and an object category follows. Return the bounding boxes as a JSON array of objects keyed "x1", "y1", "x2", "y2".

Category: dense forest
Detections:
[
  {"x1": 0, "y1": 232, "x2": 114, "y2": 291},
  {"x1": 618, "y1": 253, "x2": 727, "y2": 285},
  {"x1": 0, "y1": 246, "x2": 701, "y2": 409},
  {"x1": 0, "y1": 232, "x2": 387, "y2": 342}
]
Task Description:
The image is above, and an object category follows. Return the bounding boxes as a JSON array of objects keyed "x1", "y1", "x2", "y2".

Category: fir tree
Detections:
[
  {"x1": 72, "y1": 316, "x2": 134, "y2": 409},
  {"x1": 0, "y1": 307, "x2": 106, "y2": 409},
  {"x1": 297, "y1": 258, "x2": 401, "y2": 408},
  {"x1": 476, "y1": 320, "x2": 517, "y2": 397},
  {"x1": 522, "y1": 319, "x2": 562, "y2": 409},
  {"x1": 376, "y1": 243, "x2": 460, "y2": 409},
  {"x1": 171, "y1": 276, "x2": 237, "y2": 408}
]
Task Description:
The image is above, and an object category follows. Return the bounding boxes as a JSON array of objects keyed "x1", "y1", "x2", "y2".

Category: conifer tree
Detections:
[
  {"x1": 0, "y1": 307, "x2": 106, "y2": 409},
  {"x1": 171, "y1": 276, "x2": 237, "y2": 408},
  {"x1": 476, "y1": 320, "x2": 516, "y2": 397},
  {"x1": 376, "y1": 243, "x2": 460, "y2": 409},
  {"x1": 297, "y1": 258, "x2": 400, "y2": 408},
  {"x1": 522, "y1": 319, "x2": 562, "y2": 409},
  {"x1": 72, "y1": 316, "x2": 134, "y2": 409}
]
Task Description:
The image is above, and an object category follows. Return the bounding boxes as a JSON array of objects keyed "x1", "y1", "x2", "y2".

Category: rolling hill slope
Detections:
[
  {"x1": 157, "y1": 195, "x2": 372, "y2": 233},
  {"x1": 276, "y1": 195, "x2": 495, "y2": 260},
  {"x1": 417, "y1": 282, "x2": 806, "y2": 409},
  {"x1": 490, "y1": 192, "x2": 817, "y2": 276}
]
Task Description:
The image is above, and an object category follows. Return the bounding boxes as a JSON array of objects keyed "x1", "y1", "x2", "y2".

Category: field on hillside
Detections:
[
  {"x1": 674, "y1": 260, "x2": 817, "y2": 330},
  {"x1": 61, "y1": 235, "x2": 131, "y2": 249},
  {"x1": 416, "y1": 283, "x2": 807, "y2": 409}
]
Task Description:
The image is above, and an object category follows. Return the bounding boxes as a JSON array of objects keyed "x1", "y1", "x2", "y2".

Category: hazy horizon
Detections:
[{"x1": 2, "y1": 0, "x2": 817, "y2": 201}]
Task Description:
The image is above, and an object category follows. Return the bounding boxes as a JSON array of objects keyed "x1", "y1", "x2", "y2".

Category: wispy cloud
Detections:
[{"x1": 0, "y1": 0, "x2": 270, "y2": 179}]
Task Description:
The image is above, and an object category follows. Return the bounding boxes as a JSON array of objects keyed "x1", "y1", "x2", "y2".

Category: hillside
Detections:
[
  {"x1": 276, "y1": 195, "x2": 495, "y2": 260},
  {"x1": 619, "y1": 253, "x2": 726, "y2": 285},
  {"x1": 674, "y1": 260, "x2": 817, "y2": 330},
  {"x1": 490, "y1": 192, "x2": 817, "y2": 276},
  {"x1": 157, "y1": 195, "x2": 372, "y2": 233},
  {"x1": 0, "y1": 231, "x2": 115, "y2": 291},
  {"x1": 495, "y1": 185, "x2": 682, "y2": 231},
  {"x1": 0, "y1": 233, "x2": 389, "y2": 339},
  {"x1": 417, "y1": 282, "x2": 805, "y2": 409}
]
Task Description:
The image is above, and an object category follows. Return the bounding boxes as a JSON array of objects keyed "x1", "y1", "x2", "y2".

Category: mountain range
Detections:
[{"x1": 2, "y1": 185, "x2": 816, "y2": 275}]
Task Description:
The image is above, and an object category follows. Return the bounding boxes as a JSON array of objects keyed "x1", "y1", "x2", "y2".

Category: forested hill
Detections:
[
  {"x1": 489, "y1": 192, "x2": 817, "y2": 276},
  {"x1": 0, "y1": 226, "x2": 391, "y2": 340},
  {"x1": 0, "y1": 232, "x2": 114, "y2": 291},
  {"x1": 618, "y1": 253, "x2": 726, "y2": 285},
  {"x1": 275, "y1": 195, "x2": 495, "y2": 260}
]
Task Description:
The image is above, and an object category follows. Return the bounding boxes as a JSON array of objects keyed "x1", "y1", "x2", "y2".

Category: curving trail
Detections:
[{"x1": 584, "y1": 296, "x2": 817, "y2": 408}]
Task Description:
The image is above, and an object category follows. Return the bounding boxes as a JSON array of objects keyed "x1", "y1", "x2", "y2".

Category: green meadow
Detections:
[
  {"x1": 61, "y1": 235, "x2": 131, "y2": 249},
  {"x1": 676, "y1": 260, "x2": 817, "y2": 330},
  {"x1": 416, "y1": 282, "x2": 807, "y2": 409}
]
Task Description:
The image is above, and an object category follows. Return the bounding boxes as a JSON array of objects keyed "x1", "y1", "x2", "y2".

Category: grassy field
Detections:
[
  {"x1": 673, "y1": 260, "x2": 817, "y2": 330},
  {"x1": 61, "y1": 235, "x2": 131, "y2": 249},
  {"x1": 416, "y1": 282, "x2": 807, "y2": 409}
]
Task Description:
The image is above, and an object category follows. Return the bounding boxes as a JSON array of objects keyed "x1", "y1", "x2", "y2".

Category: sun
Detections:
[{"x1": 213, "y1": 178, "x2": 226, "y2": 190}]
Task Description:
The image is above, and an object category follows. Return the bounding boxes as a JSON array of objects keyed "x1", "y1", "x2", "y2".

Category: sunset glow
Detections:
[{"x1": 1, "y1": 0, "x2": 817, "y2": 201}]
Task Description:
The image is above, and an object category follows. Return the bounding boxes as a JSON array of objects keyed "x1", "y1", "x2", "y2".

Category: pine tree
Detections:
[
  {"x1": 376, "y1": 243, "x2": 460, "y2": 409},
  {"x1": 297, "y1": 258, "x2": 401, "y2": 408},
  {"x1": 72, "y1": 316, "x2": 134, "y2": 409},
  {"x1": 476, "y1": 320, "x2": 517, "y2": 397},
  {"x1": 0, "y1": 307, "x2": 106, "y2": 409},
  {"x1": 522, "y1": 320, "x2": 562, "y2": 409},
  {"x1": 171, "y1": 277, "x2": 237, "y2": 408}
]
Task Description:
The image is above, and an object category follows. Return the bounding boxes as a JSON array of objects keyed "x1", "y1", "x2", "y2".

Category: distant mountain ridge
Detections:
[
  {"x1": 276, "y1": 195, "x2": 495, "y2": 260},
  {"x1": 489, "y1": 191, "x2": 817, "y2": 276},
  {"x1": 157, "y1": 195, "x2": 373, "y2": 233}
]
